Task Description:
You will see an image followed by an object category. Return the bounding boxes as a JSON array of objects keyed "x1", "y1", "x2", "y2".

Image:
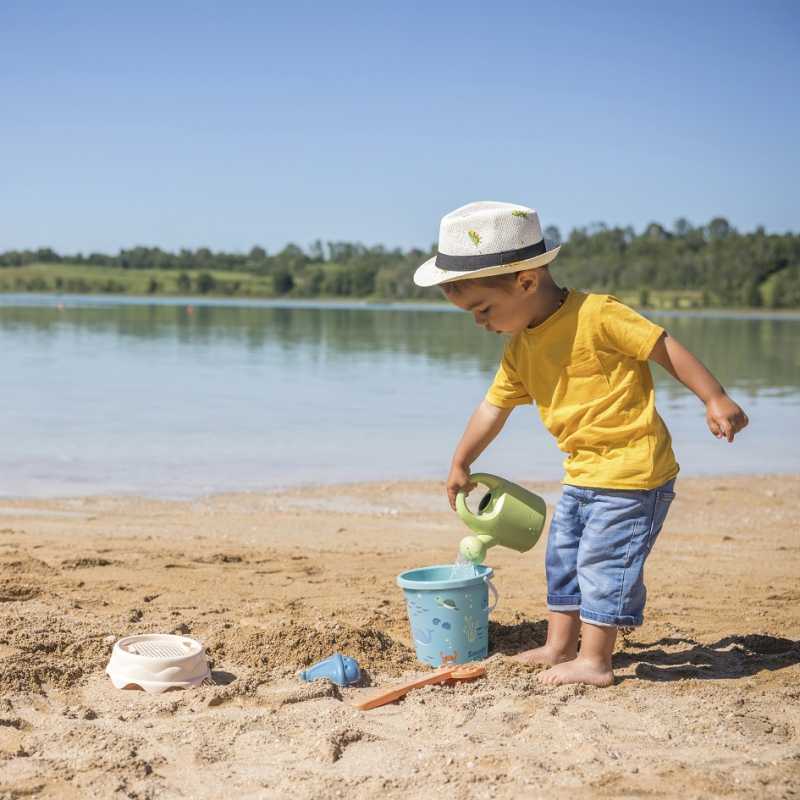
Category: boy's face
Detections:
[{"x1": 443, "y1": 272, "x2": 539, "y2": 334}]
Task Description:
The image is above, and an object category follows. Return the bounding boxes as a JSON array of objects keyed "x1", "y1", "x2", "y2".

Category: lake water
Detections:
[{"x1": 2, "y1": 294, "x2": 799, "y2": 498}]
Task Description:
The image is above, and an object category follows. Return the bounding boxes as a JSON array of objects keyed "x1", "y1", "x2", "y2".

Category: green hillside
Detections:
[{"x1": 2, "y1": 217, "x2": 799, "y2": 307}]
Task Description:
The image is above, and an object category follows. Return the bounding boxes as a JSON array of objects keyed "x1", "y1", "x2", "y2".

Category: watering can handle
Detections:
[
  {"x1": 455, "y1": 473, "x2": 503, "y2": 516},
  {"x1": 484, "y1": 576, "x2": 499, "y2": 612}
]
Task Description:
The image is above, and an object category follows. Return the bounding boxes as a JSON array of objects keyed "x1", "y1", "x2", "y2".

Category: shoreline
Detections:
[
  {"x1": 2, "y1": 474, "x2": 799, "y2": 798},
  {"x1": 1, "y1": 469, "x2": 798, "y2": 504},
  {"x1": 3, "y1": 290, "x2": 800, "y2": 319}
]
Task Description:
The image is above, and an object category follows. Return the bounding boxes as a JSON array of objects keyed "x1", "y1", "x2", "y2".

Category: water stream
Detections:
[{"x1": 449, "y1": 550, "x2": 480, "y2": 580}]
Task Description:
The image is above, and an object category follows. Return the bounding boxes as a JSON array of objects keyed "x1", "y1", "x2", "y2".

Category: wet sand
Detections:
[{"x1": 1, "y1": 475, "x2": 799, "y2": 798}]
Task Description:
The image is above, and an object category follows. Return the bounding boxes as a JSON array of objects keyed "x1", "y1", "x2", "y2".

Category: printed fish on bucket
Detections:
[
  {"x1": 397, "y1": 564, "x2": 498, "y2": 667},
  {"x1": 405, "y1": 598, "x2": 429, "y2": 616}
]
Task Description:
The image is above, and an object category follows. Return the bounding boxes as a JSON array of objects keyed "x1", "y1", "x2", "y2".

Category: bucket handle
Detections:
[{"x1": 483, "y1": 576, "x2": 499, "y2": 613}]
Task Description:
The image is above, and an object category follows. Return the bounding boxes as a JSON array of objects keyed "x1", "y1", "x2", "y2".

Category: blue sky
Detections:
[{"x1": 1, "y1": 0, "x2": 797, "y2": 254}]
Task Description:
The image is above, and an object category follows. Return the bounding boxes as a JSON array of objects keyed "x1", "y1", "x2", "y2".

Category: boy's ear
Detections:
[{"x1": 516, "y1": 269, "x2": 539, "y2": 294}]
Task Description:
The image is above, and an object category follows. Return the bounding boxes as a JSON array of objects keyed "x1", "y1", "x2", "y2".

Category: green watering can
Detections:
[{"x1": 456, "y1": 473, "x2": 547, "y2": 564}]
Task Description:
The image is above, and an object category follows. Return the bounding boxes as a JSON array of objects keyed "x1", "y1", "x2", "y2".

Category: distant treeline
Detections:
[{"x1": 2, "y1": 217, "x2": 799, "y2": 307}]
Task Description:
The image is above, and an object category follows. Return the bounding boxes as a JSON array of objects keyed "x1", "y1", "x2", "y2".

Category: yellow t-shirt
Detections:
[{"x1": 485, "y1": 290, "x2": 679, "y2": 490}]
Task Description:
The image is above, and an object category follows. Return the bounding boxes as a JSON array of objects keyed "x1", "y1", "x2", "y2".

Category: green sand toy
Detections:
[{"x1": 456, "y1": 473, "x2": 547, "y2": 564}]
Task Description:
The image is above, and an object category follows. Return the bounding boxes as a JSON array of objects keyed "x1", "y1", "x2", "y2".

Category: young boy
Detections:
[{"x1": 414, "y1": 201, "x2": 748, "y2": 687}]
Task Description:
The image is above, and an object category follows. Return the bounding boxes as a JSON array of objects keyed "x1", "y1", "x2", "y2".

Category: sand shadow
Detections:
[
  {"x1": 614, "y1": 633, "x2": 800, "y2": 681},
  {"x1": 210, "y1": 670, "x2": 237, "y2": 686},
  {"x1": 488, "y1": 619, "x2": 548, "y2": 656}
]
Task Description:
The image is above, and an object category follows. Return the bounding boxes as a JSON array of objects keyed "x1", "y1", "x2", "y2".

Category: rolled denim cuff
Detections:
[
  {"x1": 547, "y1": 593, "x2": 581, "y2": 610},
  {"x1": 580, "y1": 608, "x2": 643, "y2": 628}
]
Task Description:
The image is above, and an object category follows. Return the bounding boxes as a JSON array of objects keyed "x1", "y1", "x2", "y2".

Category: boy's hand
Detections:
[
  {"x1": 447, "y1": 463, "x2": 476, "y2": 511},
  {"x1": 446, "y1": 400, "x2": 512, "y2": 510},
  {"x1": 706, "y1": 394, "x2": 749, "y2": 442}
]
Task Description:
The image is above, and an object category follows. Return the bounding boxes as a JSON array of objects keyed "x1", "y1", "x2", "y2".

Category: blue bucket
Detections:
[{"x1": 396, "y1": 564, "x2": 498, "y2": 667}]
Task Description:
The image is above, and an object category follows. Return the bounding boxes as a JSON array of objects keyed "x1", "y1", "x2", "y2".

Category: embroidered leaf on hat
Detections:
[
  {"x1": 511, "y1": 210, "x2": 529, "y2": 219},
  {"x1": 467, "y1": 230, "x2": 481, "y2": 247}
]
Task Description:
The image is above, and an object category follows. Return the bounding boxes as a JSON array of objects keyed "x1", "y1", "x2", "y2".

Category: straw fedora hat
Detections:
[{"x1": 414, "y1": 200, "x2": 561, "y2": 287}]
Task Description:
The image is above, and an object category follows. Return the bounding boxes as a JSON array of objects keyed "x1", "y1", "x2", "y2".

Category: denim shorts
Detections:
[{"x1": 545, "y1": 479, "x2": 676, "y2": 627}]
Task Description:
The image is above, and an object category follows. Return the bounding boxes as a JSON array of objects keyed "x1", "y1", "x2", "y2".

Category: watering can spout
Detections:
[
  {"x1": 459, "y1": 534, "x2": 495, "y2": 564},
  {"x1": 456, "y1": 473, "x2": 547, "y2": 564}
]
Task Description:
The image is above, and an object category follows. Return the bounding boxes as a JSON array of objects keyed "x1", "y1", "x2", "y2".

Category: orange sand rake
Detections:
[{"x1": 352, "y1": 663, "x2": 486, "y2": 711}]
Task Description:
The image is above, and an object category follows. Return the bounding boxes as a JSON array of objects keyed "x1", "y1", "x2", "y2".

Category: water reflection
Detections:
[
  {"x1": 2, "y1": 295, "x2": 798, "y2": 394},
  {"x1": 651, "y1": 313, "x2": 800, "y2": 398}
]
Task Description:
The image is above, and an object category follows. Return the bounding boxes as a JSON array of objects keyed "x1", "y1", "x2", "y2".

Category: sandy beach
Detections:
[{"x1": 1, "y1": 474, "x2": 799, "y2": 799}]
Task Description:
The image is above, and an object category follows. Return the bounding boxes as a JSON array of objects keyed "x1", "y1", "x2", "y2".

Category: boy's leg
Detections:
[
  {"x1": 515, "y1": 487, "x2": 584, "y2": 665},
  {"x1": 515, "y1": 609, "x2": 580, "y2": 665},
  {"x1": 538, "y1": 622, "x2": 616, "y2": 686},
  {"x1": 538, "y1": 479, "x2": 676, "y2": 686}
]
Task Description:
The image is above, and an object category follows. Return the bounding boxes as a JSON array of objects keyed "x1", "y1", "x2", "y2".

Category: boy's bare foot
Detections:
[
  {"x1": 513, "y1": 644, "x2": 577, "y2": 666},
  {"x1": 537, "y1": 656, "x2": 614, "y2": 687}
]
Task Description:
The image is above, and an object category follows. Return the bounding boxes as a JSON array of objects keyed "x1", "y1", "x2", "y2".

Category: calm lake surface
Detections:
[{"x1": 2, "y1": 294, "x2": 799, "y2": 498}]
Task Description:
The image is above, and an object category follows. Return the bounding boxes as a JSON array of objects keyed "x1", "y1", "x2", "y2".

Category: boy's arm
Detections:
[
  {"x1": 648, "y1": 332, "x2": 749, "y2": 443},
  {"x1": 447, "y1": 400, "x2": 513, "y2": 510}
]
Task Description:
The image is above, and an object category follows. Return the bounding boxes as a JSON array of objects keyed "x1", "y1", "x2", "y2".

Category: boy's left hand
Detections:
[{"x1": 705, "y1": 394, "x2": 749, "y2": 442}]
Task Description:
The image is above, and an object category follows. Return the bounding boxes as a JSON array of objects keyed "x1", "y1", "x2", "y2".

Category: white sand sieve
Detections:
[{"x1": 106, "y1": 634, "x2": 211, "y2": 693}]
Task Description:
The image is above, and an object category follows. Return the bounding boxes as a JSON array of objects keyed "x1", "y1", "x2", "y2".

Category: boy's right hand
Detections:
[{"x1": 446, "y1": 463, "x2": 476, "y2": 511}]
